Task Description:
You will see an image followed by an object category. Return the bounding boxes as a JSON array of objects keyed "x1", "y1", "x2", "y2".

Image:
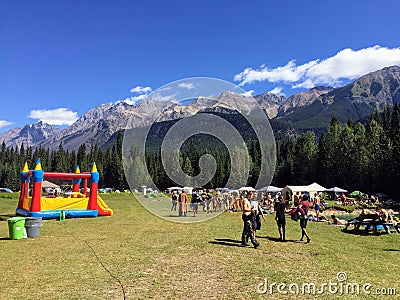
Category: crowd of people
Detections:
[
  {"x1": 168, "y1": 188, "x2": 399, "y2": 249},
  {"x1": 169, "y1": 189, "x2": 317, "y2": 248},
  {"x1": 338, "y1": 192, "x2": 382, "y2": 206},
  {"x1": 170, "y1": 189, "x2": 231, "y2": 217},
  {"x1": 331, "y1": 204, "x2": 400, "y2": 234}
]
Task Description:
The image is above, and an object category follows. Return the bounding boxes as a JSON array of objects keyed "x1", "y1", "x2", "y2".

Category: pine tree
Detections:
[
  {"x1": 293, "y1": 132, "x2": 317, "y2": 184},
  {"x1": 182, "y1": 156, "x2": 194, "y2": 187},
  {"x1": 77, "y1": 143, "x2": 88, "y2": 171},
  {"x1": 55, "y1": 142, "x2": 68, "y2": 172},
  {"x1": 388, "y1": 104, "x2": 400, "y2": 197},
  {"x1": 365, "y1": 119, "x2": 390, "y2": 193},
  {"x1": 349, "y1": 123, "x2": 369, "y2": 191},
  {"x1": 318, "y1": 116, "x2": 341, "y2": 187}
]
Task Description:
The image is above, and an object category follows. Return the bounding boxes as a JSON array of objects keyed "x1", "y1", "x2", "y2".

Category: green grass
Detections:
[
  {"x1": 0, "y1": 194, "x2": 399, "y2": 299},
  {"x1": 136, "y1": 193, "x2": 222, "y2": 223}
]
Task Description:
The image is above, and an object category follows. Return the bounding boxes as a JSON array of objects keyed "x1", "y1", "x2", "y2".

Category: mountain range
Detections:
[{"x1": 1, "y1": 66, "x2": 399, "y2": 150}]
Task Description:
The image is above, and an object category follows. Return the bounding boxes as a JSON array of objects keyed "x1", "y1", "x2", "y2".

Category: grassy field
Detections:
[{"x1": 0, "y1": 193, "x2": 399, "y2": 299}]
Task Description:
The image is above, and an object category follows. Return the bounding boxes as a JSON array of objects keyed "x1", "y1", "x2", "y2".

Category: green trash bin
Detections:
[{"x1": 8, "y1": 217, "x2": 26, "y2": 240}]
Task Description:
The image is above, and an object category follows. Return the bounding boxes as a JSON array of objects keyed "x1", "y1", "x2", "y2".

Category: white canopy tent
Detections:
[
  {"x1": 257, "y1": 186, "x2": 283, "y2": 193},
  {"x1": 167, "y1": 187, "x2": 183, "y2": 192},
  {"x1": 182, "y1": 186, "x2": 193, "y2": 194},
  {"x1": 42, "y1": 180, "x2": 61, "y2": 194},
  {"x1": 307, "y1": 182, "x2": 327, "y2": 191},
  {"x1": 281, "y1": 182, "x2": 326, "y2": 201},
  {"x1": 325, "y1": 187, "x2": 348, "y2": 193},
  {"x1": 238, "y1": 187, "x2": 256, "y2": 191}
]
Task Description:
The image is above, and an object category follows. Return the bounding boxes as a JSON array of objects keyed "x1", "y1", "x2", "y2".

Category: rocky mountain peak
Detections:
[
  {"x1": 0, "y1": 121, "x2": 62, "y2": 147},
  {"x1": 254, "y1": 92, "x2": 286, "y2": 118},
  {"x1": 348, "y1": 65, "x2": 400, "y2": 106},
  {"x1": 1, "y1": 66, "x2": 400, "y2": 150}
]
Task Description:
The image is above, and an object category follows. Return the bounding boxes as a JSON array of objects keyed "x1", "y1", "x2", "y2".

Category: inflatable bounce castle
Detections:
[{"x1": 16, "y1": 160, "x2": 113, "y2": 219}]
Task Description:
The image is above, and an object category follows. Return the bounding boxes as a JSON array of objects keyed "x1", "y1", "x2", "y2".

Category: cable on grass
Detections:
[{"x1": 60, "y1": 222, "x2": 126, "y2": 300}]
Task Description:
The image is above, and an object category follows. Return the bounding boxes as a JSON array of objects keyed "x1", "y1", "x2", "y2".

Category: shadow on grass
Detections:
[
  {"x1": 256, "y1": 235, "x2": 297, "y2": 243},
  {"x1": 209, "y1": 238, "x2": 245, "y2": 248},
  {"x1": 0, "y1": 237, "x2": 11, "y2": 241},
  {"x1": 339, "y1": 229, "x2": 364, "y2": 235},
  {"x1": 341, "y1": 229, "x2": 391, "y2": 236},
  {"x1": 0, "y1": 214, "x2": 16, "y2": 222},
  {"x1": 382, "y1": 249, "x2": 400, "y2": 252}
]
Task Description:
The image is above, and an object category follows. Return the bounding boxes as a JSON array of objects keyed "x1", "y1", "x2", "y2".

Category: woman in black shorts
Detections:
[{"x1": 274, "y1": 195, "x2": 286, "y2": 242}]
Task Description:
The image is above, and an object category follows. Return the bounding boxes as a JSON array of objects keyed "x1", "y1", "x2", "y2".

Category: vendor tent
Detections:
[
  {"x1": 167, "y1": 187, "x2": 183, "y2": 192},
  {"x1": 258, "y1": 186, "x2": 282, "y2": 193},
  {"x1": 307, "y1": 182, "x2": 326, "y2": 191},
  {"x1": 41, "y1": 180, "x2": 61, "y2": 194},
  {"x1": 281, "y1": 182, "x2": 326, "y2": 201},
  {"x1": 182, "y1": 187, "x2": 193, "y2": 194},
  {"x1": 223, "y1": 188, "x2": 237, "y2": 193},
  {"x1": 239, "y1": 187, "x2": 255, "y2": 191},
  {"x1": 326, "y1": 187, "x2": 348, "y2": 193}
]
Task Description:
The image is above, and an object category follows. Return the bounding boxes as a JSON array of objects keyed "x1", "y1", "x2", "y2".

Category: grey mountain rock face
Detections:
[
  {"x1": 278, "y1": 66, "x2": 400, "y2": 129},
  {"x1": 0, "y1": 121, "x2": 62, "y2": 148},
  {"x1": 1, "y1": 66, "x2": 399, "y2": 150}
]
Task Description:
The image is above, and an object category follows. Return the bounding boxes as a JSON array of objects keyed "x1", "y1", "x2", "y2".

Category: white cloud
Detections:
[
  {"x1": 292, "y1": 79, "x2": 316, "y2": 89},
  {"x1": 268, "y1": 87, "x2": 285, "y2": 97},
  {"x1": 130, "y1": 86, "x2": 152, "y2": 94},
  {"x1": 241, "y1": 90, "x2": 255, "y2": 96},
  {"x1": 28, "y1": 108, "x2": 78, "y2": 126},
  {"x1": 234, "y1": 60, "x2": 318, "y2": 86},
  {"x1": 178, "y1": 82, "x2": 195, "y2": 90},
  {"x1": 234, "y1": 46, "x2": 400, "y2": 89},
  {"x1": 122, "y1": 95, "x2": 148, "y2": 106},
  {"x1": 127, "y1": 85, "x2": 153, "y2": 105},
  {"x1": 0, "y1": 120, "x2": 14, "y2": 129}
]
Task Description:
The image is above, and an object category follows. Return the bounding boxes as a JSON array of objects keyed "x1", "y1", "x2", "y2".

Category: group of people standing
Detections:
[
  {"x1": 273, "y1": 193, "x2": 311, "y2": 243},
  {"x1": 240, "y1": 191, "x2": 312, "y2": 249},
  {"x1": 171, "y1": 189, "x2": 223, "y2": 217},
  {"x1": 171, "y1": 190, "x2": 189, "y2": 217},
  {"x1": 170, "y1": 188, "x2": 313, "y2": 248}
]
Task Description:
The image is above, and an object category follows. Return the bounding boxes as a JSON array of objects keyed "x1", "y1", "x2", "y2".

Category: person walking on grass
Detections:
[
  {"x1": 222, "y1": 191, "x2": 230, "y2": 212},
  {"x1": 274, "y1": 195, "x2": 287, "y2": 242},
  {"x1": 191, "y1": 189, "x2": 199, "y2": 217},
  {"x1": 171, "y1": 190, "x2": 178, "y2": 211},
  {"x1": 314, "y1": 193, "x2": 321, "y2": 219},
  {"x1": 201, "y1": 190, "x2": 207, "y2": 212},
  {"x1": 251, "y1": 196, "x2": 265, "y2": 238},
  {"x1": 179, "y1": 190, "x2": 188, "y2": 217},
  {"x1": 206, "y1": 190, "x2": 213, "y2": 213},
  {"x1": 241, "y1": 193, "x2": 259, "y2": 249},
  {"x1": 299, "y1": 194, "x2": 311, "y2": 243}
]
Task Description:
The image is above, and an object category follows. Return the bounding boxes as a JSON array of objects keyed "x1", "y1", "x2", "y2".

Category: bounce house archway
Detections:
[{"x1": 16, "y1": 160, "x2": 113, "y2": 219}]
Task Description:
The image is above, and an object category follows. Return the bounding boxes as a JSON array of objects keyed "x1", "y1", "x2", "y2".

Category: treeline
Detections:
[
  {"x1": 274, "y1": 104, "x2": 400, "y2": 199},
  {"x1": 0, "y1": 131, "x2": 128, "y2": 192},
  {"x1": 138, "y1": 104, "x2": 400, "y2": 198},
  {"x1": 1, "y1": 105, "x2": 399, "y2": 199}
]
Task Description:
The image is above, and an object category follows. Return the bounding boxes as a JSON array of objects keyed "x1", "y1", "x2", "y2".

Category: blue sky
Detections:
[{"x1": 1, "y1": 0, "x2": 400, "y2": 131}]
